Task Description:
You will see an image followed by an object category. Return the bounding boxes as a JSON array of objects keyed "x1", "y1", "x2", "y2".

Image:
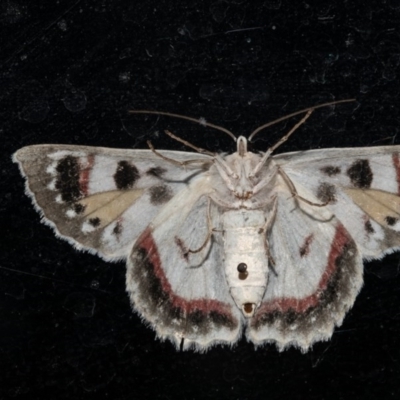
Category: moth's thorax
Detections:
[
  {"x1": 222, "y1": 209, "x2": 269, "y2": 317},
  {"x1": 210, "y1": 149, "x2": 278, "y2": 209},
  {"x1": 227, "y1": 152, "x2": 259, "y2": 198}
]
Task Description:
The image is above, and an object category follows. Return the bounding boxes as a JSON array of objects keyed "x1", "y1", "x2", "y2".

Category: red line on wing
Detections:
[
  {"x1": 138, "y1": 228, "x2": 235, "y2": 318},
  {"x1": 392, "y1": 153, "x2": 400, "y2": 195},
  {"x1": 255, "y1": 223, "x2": 350, "y2": 316},
  {"x1": 79, "y1": 154, "x2": 95, "y2": 196}
]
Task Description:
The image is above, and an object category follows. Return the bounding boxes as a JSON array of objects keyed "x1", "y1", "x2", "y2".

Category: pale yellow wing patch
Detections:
[
  {"x1": 76, "y1": 189, "x2": 144, "y2": 231},
  {"x1": 345, "y1": 188, "x2": 400, "y2": 229}
]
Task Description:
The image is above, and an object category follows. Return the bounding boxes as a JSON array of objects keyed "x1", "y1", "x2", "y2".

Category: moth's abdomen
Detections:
[{"x1": 222, "y1": 210, "x2": 269, "y2": 318}]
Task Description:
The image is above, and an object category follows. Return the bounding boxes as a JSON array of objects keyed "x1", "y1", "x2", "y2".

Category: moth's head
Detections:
[{"x1": 236, "y1": 136, "x2": 248, "y2": 157}]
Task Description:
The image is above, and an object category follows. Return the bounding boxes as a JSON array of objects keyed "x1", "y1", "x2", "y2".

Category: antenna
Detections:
[
  {"x1": 129, "y1": 110, "x2": 237, "y2": 141},
  {"x1": 130, "y1": 99, "x2": 356, "y2": 146},
  {"x1": 248, "y1": 98, "x2": 356, "y2": 141}
]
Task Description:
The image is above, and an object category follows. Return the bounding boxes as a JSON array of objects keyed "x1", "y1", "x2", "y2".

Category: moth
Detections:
[{"x1": 13, "y1": 100, "x2": 400, "y2": 352}]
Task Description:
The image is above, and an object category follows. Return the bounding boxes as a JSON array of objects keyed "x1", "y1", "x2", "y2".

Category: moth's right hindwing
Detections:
[
  {"x1": 253, "y1": 146, "x2": 400, "y2": 351},
  {"x1": 248, "y1": 183, "x2": 363, "y2": 351},
  {"x1": 13, "y1": 144, "x2": 211, "y2": 261}
]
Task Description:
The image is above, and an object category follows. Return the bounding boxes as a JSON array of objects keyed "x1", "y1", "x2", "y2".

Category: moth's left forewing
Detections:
[
  {"x1": 14, "y1": 143, "x2": 241, "y2": 350},
  {"x1": 274, "y1": 145, "x2": 400, "y2": 260},
  {"x1": 13, "y1": 144, "x2": 212, "y2": 260}
]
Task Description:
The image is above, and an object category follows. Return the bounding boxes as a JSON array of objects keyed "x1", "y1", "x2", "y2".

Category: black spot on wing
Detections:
[
  {"x1": 89, "y1": 217, "x2": 101, "y2": 227},
  {"x1": 347, "y1": 159, "x2": 373, "y2": 189},
  {"x1": 149, "y1": 185, "x2": 173, "y2": 205},
  {"x1": 385, "y1": 216, "x2": 398, "y2": 226},
  {"x1": 73, "y1": 203, "x2": 86, "y2": 214},
  {"x1": 320, "y1": 166, "x2": 341, "y2": 176},
  {"x1": 364, "y1": 219, "x2": 375, "y2": 234},
  {"x1": 146, "y1": 166, "x2": 167, "y2": 178},
  {"x1": 55, "y1": 156, "x2": 81, "y2": 202},
  {"x1": 317, "y1": 182, "x2": 337, "y2": 203},
  {"x1": 114, "y1": 161, "x2": 139, "y2": 190},
  {"x1": 113, "y1": 221, "x2": 122, "y2": 236}
]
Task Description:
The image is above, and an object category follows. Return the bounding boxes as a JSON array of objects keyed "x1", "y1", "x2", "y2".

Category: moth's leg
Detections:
[
  {"x1": 265, "y1": 241, "x2": 278, "y2": 277},
  {"x1": 259, "y1": 196, "x2": 278, "y2": 275},
  {"x1": 147, "y1": 140, "x2": 211, "y2": 168},
  {"x1": 267, "y1": 110, "x2": 314, "y2": 154},
  {"x1": 250, "y1": 109, "x2": 314, "y2": 177},
  {"x1": 252, "y1": 166, "x2": 279, "y2": 196},
  {"x1": 259, "y1": 196, "x2": 278, "y2": 235},
  {"x1": 278, "y1": 167, "x2": 330, "y2": 207},
  {"x1": 175, "y1": 197, "x2": 215, "y2": 260},
  {"x1": 186, "y1": 197, "x2": 214, "y2": 255},
  {"x1": 213, "y1": 156, "x2": 239, "y2": 194},
  {"x1": 164, "y1": 130, "x2": 215, "y2": 156}
]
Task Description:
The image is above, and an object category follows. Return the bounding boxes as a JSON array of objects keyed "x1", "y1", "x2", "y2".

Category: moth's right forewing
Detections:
[{"x1": 274, "y1": 146, "x2": 400, "y2": 259}]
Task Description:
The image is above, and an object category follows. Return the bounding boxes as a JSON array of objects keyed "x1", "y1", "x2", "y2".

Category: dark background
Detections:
[{"x1": 2, "y1": 0, "x2": 400, "y2": 399}]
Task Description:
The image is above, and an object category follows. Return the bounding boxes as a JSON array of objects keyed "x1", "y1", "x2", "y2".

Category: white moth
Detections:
[{"x1": 13, "y1": 100, "x2": 400, "y2": 352}]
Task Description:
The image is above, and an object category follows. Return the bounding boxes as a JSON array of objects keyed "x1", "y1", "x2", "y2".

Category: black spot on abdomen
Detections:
[
  {"x1": 347, "y1": 159, "x2": 373, "y2": 189},
  {"x1": 114, "y1": 161, "x2": 139, "y2": 190},
  {"x1": 237, "y1": 263, "x2": 248, "y2": 280}
]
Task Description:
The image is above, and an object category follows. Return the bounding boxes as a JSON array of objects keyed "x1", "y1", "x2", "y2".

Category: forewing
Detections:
[
  {"x1": 274, "y1": 146, "x2": 400, "y2": 258},
  {"x1": 247, "y1": 182, "x2": 363, "y2": 351},
  {"x1": 13, "y1": 144, "x2": 211, "y2": 260},
  {"x1": 127, "y1": 179, "x2": 243, "y2": 351}
]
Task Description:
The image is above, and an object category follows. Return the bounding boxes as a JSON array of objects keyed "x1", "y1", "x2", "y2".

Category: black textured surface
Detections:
[{"x1": 2, "y1": 1, "x2": 400, "y2": 399}]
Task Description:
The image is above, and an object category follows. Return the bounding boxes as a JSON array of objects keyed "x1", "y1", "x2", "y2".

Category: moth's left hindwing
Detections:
[
  {"x1": 126, "y1": 184, "x2": 243, "y2": 350},
  {"x1": 13, "y1": 144, "x2": 212, "y2": 260}
]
